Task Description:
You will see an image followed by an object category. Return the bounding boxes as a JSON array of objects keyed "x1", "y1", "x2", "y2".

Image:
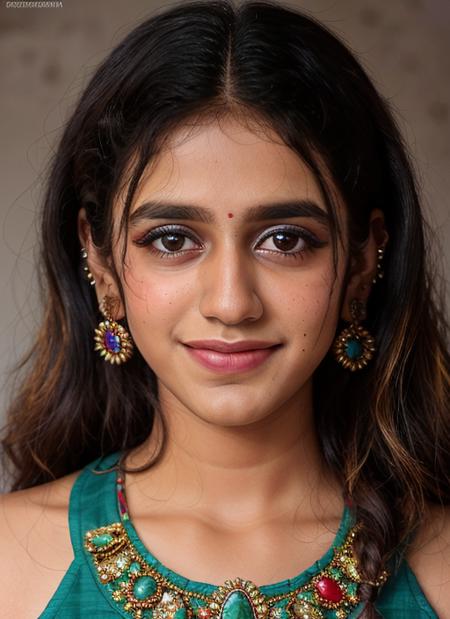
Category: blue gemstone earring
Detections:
[
  {"x1": 94, "y1": 295, "x2": 134, "y2": 365},
  {"x1": 332, "y1": 299, "x2": 376, "y2": 371}
]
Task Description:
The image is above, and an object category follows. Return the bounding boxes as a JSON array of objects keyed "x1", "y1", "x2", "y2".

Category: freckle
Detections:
[
  {"x1": 303, "y1": 333, "x2": 307, "y2": 337},
  {"x1": 227, "y1": 212, "x2": 234, "y2": 218},
  {"x1": 302, "y1": 349, "x2": 305, "y2": 352}
]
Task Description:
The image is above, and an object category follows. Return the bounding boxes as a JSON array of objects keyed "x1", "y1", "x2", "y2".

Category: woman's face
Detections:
[{"x1": 111, "y1": 116, "x2": 348, "y2": 427}]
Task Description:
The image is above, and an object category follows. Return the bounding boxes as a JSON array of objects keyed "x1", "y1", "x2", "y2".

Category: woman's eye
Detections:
[
  {"x1": 133, "y1": 225, "x2": 326, "y2": 260},
  {"x1": 134, "y1": 226, "x2": 201, "y2": 258},
  {"x1": 256, "y1": 228, "x2": 317, "y2": 257}
]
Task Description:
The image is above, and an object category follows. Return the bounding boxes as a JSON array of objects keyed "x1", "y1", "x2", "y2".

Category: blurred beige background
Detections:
[{"x1": 1, "y1": 0, "x2": 449, "y2": 421}]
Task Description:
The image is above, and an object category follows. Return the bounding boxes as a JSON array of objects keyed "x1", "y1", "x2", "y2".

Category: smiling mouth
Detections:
[
  {"x1": 183, "y1": 343, "x2": 282, "y2": 373},
  {"x1": 183, "y1": 339, "x2": 281, "y2": 353}
]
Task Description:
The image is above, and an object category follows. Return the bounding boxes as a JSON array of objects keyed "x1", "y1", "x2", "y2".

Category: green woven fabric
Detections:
[{"x1": 38, "y1": 452, "x2": 438, "y2": 618}]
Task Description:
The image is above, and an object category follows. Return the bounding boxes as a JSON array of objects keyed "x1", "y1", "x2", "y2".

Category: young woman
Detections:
[{"x1": 1, "y1": 1, "x2": 449, "y2": 617}]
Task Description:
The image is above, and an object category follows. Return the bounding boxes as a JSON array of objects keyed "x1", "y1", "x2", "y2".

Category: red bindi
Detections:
[{"x1": 227, "y1": 212, "x2": 234, "y2": 218}]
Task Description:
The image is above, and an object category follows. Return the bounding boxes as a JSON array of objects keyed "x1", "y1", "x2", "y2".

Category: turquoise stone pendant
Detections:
[
  {"x1": 332, "y1": 298, "x2": 376, "y2": 372},
  {"x1": 209, "y1": 578, "x2": 267, "y2": 619},
  {"x1": 332, "y1": 323, "x2": 376, "y2": 371},
  {"x1": 344, "y1": 339, "x2": 362, "y2": 360},
  {"x1": 222, "y1": 590, "x2": 257, "y2": 619}
]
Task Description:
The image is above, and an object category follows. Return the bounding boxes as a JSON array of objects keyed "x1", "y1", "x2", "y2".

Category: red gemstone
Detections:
[
  {"x1": 315, "y1": 576, "x2": 343, "y2": 602},
  {"x1": 197, "y1": 608, "x2": 211, "y2": 619}
]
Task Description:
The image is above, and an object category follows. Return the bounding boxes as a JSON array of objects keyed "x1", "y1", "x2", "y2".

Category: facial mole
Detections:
[{"x1": 227, "y1": 212, "x2": 234, "y2": 218}]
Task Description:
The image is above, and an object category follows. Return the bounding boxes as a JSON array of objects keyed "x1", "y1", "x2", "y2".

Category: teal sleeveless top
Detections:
[{"x1": 38, "y1": 452, "x2": 438, "y2": 618}]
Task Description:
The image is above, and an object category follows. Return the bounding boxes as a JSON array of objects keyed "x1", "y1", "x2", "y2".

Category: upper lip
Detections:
[{"x1": 183, "y1": 339, "x2": 281, "y2": 353}]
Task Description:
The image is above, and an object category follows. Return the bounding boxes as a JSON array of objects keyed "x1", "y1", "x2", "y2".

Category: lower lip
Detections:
[{"x1": 184, "y1": 345, "x2": 281, "y2": 373}]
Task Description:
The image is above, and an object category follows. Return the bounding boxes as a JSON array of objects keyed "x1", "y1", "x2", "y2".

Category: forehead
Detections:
[{"x1": 115, "y1": 115, "x2": 344, "y2": 228}]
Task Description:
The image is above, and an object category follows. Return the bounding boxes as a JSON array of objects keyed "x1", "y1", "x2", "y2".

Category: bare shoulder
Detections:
[
  {"x1": 407, "y1": 502, "x2": 450, "y2": 619},
  {"x1": 0, "y1": 468, "x2": 82, "y2": 617}
]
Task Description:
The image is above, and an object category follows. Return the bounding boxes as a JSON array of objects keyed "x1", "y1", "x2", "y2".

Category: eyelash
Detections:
[{"x1": 133, "y1": 224, "x2": 326, "y2": 260}]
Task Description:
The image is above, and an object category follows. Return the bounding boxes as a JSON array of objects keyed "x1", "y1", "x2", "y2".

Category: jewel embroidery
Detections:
[
  {"x1": 83, "y1": 471, "x2": 375, "y2": 618},
  {"x1": 315, "y1": 577, "x2": 343, "y2": 603},
  {"x1": 84, "y1": 518, "x2": 366, "y2": 619}
]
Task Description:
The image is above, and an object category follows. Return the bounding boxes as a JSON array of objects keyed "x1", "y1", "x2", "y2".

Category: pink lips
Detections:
[{"x1": 183, "y1": 340, "x2": 281, "y2": 373}]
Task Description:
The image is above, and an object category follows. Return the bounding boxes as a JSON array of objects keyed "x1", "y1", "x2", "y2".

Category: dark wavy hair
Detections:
[{"x1": 1, "y1": 1, "x2": 449, "y2": 616}]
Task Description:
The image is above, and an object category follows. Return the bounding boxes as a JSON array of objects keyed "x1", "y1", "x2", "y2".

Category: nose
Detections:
[{"x1": 198, "y1": 242, "x2": 263, "y2": 325}]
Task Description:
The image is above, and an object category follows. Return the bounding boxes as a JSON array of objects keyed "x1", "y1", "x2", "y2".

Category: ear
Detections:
[
  {"x1": 341, "y1": 208, "x2": 389, "y2": 322},
  {"x1": 77, "y1": 207, "x2": 126, "y2": 320}
]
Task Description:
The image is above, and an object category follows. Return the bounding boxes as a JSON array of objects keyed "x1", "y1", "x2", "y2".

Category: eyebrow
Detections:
[{"x1": 128, "y1": 199, "x2": 330, "y2": 227}]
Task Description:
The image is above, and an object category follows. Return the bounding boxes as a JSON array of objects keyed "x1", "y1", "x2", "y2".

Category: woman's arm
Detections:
[
  {"x1": 407, "y1": 503, "x2": 450, "y2": 618},
  {"x1": 0, "y1": 474, "x2": 77, "y2": 617}
]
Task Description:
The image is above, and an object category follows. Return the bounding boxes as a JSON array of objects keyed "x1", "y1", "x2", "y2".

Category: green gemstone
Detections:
[
  {"x1": 222, "y1": 591, "x2": 256, "y2": 619},
  {"x1": 174, "y1": 608, "x2": 187, "y2": 619},
  {"x1": 91, "y1": 533, "x2": 114, "y2": 547},
  {"x1": 345, "y1": 338, "x2": 362, "y2": 360},
  {"x1": 347, "y1": 581, "x2": 359, "y2": 596},
  {"x1": 129, "y1": 562, "x2": 142, "y2": 575},
  {"x1": 329, "y1": 566, "x2": 342, "y2": 579},
  {"x1": 297, "y1": 590, "x2": 314, "y2": 602},
  {"x1": 133, "y1": 575, "x2": 158, "y2": 600}
]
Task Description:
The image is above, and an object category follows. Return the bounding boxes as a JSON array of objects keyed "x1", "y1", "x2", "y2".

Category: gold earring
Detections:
[
  {"x1": 81, "y1": 247, "x2": 96, "y2": 286},
  {"x1": 94, "y1": 295, "x2": 134, "y2": 364},
  {"x1": 332, "y1": 299, "x2": 376, "y2": 371}
]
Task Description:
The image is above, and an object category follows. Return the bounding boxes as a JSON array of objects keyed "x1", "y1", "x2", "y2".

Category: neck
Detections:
[{"x1": 123, "y1": 381, "x2": 343, "y2": 529}]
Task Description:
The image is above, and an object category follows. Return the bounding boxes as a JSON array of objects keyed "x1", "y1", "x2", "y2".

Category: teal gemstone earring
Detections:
[{"x1": 332, "y1": 299, "x2": 376, "y2": 371}]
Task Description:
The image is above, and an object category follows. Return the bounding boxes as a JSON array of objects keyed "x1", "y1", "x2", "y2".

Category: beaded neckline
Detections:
[
  {"x1": 83, "y1": 457, "x2": 368, "y2": 619},
  {"x1": 114, "y1": 469, "x2": 354, "y2": 596}
]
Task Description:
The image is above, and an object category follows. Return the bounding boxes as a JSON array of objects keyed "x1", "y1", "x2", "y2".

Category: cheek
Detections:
[
  {"x1": 282, "y1": 275, "x2": 341, "y2": 355},
  {"x1": 121, "y1": 266, "x2": 190, "y2": 342}
]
